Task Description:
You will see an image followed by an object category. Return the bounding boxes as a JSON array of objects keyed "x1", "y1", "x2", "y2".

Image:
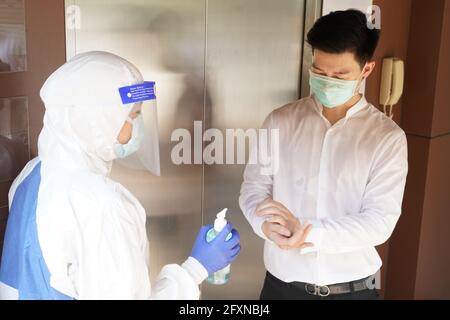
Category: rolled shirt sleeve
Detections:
[{"x1": 302, "y1": 133, "x2": 408, "y2": 254}]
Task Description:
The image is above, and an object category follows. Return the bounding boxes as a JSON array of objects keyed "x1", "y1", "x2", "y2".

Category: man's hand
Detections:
[
  {"x1": 256, "y1": 198, "x2": 314, "y2": 250},
  {"x1": 261, "y1": 220, "x2": 292, "y2": 246}
]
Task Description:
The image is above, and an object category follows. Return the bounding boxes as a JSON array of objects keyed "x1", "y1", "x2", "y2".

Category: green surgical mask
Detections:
[{"x1": 309, "y1": 70, "x2": 362, "y2": 108}]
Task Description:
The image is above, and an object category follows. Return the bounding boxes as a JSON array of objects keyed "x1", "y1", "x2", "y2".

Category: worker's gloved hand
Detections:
[{"x1": 190, "y1": 223, "x2": 241, "y2": 275}]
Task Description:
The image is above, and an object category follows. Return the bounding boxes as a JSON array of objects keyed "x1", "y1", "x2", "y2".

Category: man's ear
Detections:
[{"x1": 362, "y1": 61, "x2": 376, "y2": 79}]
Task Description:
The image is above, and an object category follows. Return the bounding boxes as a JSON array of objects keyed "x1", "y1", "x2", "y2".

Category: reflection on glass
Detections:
[
  {"x1": 0, "y1": 0, "x2": 26, "y2": 73},
  {"x1": 0, "y1": 97, "x2": 29, "y2": 182}
]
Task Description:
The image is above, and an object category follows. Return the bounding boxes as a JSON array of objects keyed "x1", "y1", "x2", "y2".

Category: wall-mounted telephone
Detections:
[{"x1": 379, "y1": 57, "x2": 404, "y2": 119}]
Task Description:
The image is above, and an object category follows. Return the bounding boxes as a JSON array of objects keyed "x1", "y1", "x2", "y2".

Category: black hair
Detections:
[{"x1": 307, "y1": 9, "x2": 380, "y2": 66}]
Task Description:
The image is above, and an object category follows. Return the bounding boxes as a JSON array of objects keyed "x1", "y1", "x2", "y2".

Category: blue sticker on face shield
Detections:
[{"x1": 119, "y1": 81, "x2": 156, "y2": 104}]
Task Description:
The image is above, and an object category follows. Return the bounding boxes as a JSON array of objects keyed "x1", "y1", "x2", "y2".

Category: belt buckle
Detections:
[{"x1": 305, "y1": 284, "x2": 331, "y2": 297}]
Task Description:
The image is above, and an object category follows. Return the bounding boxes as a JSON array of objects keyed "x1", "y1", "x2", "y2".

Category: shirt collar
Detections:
[
  {"x1": 312, "y1": 94, "x2": 369, "y2": 124},
  {"x1": 345, "y1": 95, "x2": 368, "y2": 120}
]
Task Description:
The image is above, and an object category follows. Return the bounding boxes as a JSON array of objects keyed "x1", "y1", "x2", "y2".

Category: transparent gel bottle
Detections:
[{"x1": 206, "y1": 208, "x2": 233, "y2": 285}]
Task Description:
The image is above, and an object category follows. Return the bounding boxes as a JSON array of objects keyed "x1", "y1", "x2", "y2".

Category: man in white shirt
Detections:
[{"x1": 239, "y1": 9, "x2": 408, "y2": 300}]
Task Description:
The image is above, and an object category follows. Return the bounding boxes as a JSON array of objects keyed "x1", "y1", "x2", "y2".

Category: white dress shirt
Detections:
[{"x1": 239, "y1": 95, "x2": 408, "y2": 286}]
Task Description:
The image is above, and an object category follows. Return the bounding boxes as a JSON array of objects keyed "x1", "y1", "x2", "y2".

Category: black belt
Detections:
[
  {"x1": 269, "y1": 272, "x2": 377, "y2": 297},
  {"x1": 296, "y1": 276, "x2": 376, "y2": 297}
]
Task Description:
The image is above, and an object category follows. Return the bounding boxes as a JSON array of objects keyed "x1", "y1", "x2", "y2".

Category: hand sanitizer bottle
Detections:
[{"x1": 206, "y1": 208, "x2": 232, "y2": 285}]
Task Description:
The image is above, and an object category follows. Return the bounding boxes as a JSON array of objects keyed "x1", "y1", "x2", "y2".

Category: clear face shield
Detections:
[{"x1": 115, "y1": 81, "x2": 160, "y2": 176}]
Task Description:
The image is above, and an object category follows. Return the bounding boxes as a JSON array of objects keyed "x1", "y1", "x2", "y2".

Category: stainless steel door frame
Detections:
[{"x1": 300, "y1": 0, "x2": 323, "y2": 98}]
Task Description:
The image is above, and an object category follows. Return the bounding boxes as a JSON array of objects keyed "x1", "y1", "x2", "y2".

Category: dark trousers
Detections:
[{"x1": 260, "y1": 272, "x2": 380, "y2": 300}]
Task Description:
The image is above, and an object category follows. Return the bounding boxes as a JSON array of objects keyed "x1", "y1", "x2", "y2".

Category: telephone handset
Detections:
[{"x1": 379, "y1": 57, "x2": 404, "y2": 118}]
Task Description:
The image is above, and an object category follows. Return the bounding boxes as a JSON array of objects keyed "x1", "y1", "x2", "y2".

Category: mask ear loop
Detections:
[
  {"x1": 125, "y1": 116, "x2": 134, "y2": 124},
  {"x1": 358, "y1": 60, "x2": 376, "y2": 94},
  {"x1": 126, "y1": 106, "x2": 142, "y2": 125},
  {"x1": 355, "y1": 66, "x2": 367, "y2": 95}
]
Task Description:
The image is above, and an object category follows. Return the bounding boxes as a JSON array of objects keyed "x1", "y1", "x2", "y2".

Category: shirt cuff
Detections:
[
  {"x1": 182, "y1": 257, "x2": 209, "y2": 285},
  {"x1": 252, "y1": 215, "x2": 275, "y2": 244},
  {"x1": 252, "y1": 215, "x2": 266, "y2": 239},
  {"x1": 299, "y1": 218, "x2": 325, "y2": 254}
]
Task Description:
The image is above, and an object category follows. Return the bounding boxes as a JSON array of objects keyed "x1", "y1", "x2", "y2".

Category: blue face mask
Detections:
[
  {"x1": 114, "y1": 115, "x2": 145, "y2": 159},
  {"x1": 309, "y1": 70, "x2": 362, "y2": 108}
]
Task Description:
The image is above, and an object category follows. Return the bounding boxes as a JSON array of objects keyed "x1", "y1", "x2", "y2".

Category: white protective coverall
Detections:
[{"x1": 0, "y1": 51, "x2": 207, "y2": 300}]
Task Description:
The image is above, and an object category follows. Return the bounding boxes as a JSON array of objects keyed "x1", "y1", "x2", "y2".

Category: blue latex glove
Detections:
[{"x1": 190, "y1": 223, "x2": 241, "y2": 275}]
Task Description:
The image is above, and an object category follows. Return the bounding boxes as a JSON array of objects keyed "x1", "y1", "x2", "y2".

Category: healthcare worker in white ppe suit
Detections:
[{"x1": 0, "y1": 51, "x2": 241, "y2": 300}]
